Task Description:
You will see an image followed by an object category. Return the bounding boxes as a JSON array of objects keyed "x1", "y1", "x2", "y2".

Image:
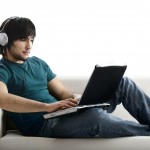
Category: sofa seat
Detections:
[{"x1": 1, "y1": 131, "x2": 150, "y2": 150}]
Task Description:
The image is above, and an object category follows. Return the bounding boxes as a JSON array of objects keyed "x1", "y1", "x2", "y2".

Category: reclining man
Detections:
[{"x1": 0, "y1": 16, "x2": 150, "y2": 137}]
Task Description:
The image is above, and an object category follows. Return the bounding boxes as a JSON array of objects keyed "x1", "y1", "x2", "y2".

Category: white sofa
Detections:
[{"x1": 0, "y1": 76, "x2": 150, "y2": 150}]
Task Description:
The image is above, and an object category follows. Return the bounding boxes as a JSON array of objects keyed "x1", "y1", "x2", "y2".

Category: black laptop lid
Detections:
[{"x1": 79, "y1": 65, "x2": 127, "y2": 105}]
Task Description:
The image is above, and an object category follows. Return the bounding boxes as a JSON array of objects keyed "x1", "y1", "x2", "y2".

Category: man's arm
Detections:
[
  {"x1": 48, "y1": 77, "x2": 82, "y2": 101},
  {"x1": 0, "y1": 81, "x2": 77, "y2": 113},
  {"x1": 48, "y1": 77, "x2": 74, "y2": 100}
]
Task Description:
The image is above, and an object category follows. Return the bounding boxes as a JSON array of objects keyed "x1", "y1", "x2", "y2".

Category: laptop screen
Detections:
[{"x1": 78, "y1": 65, "x2": 127, "y2": 105}]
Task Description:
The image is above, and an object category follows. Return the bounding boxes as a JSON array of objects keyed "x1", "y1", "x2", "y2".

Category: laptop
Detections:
[{"x1": 43, "y1": 64, "x2": 127, "y2": 119}]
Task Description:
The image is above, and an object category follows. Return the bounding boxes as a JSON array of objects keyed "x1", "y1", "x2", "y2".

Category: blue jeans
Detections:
[{"x1": 38, "y1": 77, "x2": 150, "y2": 138}]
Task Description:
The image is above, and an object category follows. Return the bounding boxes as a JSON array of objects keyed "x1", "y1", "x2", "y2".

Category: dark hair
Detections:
[{"x1": 0, "y1": 16, "x2": 36, "y2": 55}]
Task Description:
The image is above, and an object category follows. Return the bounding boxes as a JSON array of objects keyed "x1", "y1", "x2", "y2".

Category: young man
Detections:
[{"x1": 0, "y1": 16, "x2": 150, "y2": 138}]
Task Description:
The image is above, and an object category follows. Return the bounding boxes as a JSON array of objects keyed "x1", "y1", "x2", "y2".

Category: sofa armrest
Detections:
[{"x1": 0, "y1": 109, "x2": 6, "y2": 138}]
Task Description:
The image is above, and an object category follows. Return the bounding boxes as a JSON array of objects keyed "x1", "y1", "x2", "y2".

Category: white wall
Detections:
[{"x1": 1, "y1": 0, "x2": 150, "y2": 78}]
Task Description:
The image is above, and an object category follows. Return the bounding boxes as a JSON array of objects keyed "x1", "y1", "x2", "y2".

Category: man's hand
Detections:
[
  {"x1": 59, "y1": 98, "x2": 78, "y2": 109},
  {"x1": 46, "y1": 98, "x2": 78, "y2": 112},
  {"x1": 73, "y1": 94, "x2": 82, "y2": 101}
]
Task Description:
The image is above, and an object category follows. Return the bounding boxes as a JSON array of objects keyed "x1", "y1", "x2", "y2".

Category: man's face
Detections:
[{"x1": 6, "y1": 36, "x2": 34, "y2": 63}]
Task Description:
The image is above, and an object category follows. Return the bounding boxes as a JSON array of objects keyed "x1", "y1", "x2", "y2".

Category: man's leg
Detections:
[
  {"x1": 38, "y1": 108, "x2": 150, "y2": 138},
  {"x1": 109, "y1": 77, "x2": 150, "y2": 125}
]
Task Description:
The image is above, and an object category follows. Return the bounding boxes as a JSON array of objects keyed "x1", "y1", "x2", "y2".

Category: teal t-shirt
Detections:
[{"x1": 0, "y1": 56, "x2": 57, "y2": 135}]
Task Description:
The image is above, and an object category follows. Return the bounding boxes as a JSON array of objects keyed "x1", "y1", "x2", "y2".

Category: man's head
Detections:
[{"x1": 0, "y1": 16, "x2": 36, "y2": 63}]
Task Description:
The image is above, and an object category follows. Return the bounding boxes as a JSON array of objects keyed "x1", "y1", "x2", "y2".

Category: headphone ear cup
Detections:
[{"x1": 0, "y1": 33, "x2": 8, "y2": 46}]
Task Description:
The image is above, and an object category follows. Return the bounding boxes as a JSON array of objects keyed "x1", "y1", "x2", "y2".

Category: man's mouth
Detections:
[{"x1": 23, "y1": 51, "x2": 30, "y2": 55}]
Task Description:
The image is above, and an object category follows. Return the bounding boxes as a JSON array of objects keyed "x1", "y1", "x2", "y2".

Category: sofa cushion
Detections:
[{"x1": 0, "y1": 135, "x2": 150, "y2": 150}]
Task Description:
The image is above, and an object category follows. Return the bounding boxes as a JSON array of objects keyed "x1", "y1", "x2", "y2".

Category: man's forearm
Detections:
[
  {"x1": 0, "y1": 93, "x2": 47, "y2": 113},
  {"x1": 0, "y1": 93, "x2": 78, "y2": 113}
]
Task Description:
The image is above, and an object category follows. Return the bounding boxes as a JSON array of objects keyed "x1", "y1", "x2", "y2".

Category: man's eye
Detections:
[
  {"x1": 21, "y1": 39, "x2": 26, "y2": 41},
  {"x1": 20, "y1": 38, "x2": 34, "y2": 42}
]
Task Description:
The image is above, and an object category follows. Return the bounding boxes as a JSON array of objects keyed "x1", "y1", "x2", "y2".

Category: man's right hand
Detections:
[{"x1": 46, "y1": 98, "x2": 78, "y2": 112}]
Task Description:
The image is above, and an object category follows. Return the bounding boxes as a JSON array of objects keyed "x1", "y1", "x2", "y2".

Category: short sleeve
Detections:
[
  {"x1": 45, "y1": 63, "x2": 56, "y2": 82},
  {"x1": 0, "y1": 63, "x2": 10, "y2": 85},
  {"x1": 32, "y1": 57, "x2": 56, "y2": 82}
]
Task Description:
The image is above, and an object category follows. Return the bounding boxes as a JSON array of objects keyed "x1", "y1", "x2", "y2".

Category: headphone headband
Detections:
[{"x1": 0, "y1": 17, "x2": 18, "y2": 32}]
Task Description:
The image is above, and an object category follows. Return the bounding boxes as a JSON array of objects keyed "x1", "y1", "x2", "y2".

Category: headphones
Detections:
[{"x1": 0, "y1": 17, "x2": 18, "y2": 46}]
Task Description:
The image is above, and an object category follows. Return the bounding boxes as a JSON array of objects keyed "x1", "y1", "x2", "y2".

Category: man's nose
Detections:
[{"x1": 26, "y1": 40, "x2": 32, "y2": 49}]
